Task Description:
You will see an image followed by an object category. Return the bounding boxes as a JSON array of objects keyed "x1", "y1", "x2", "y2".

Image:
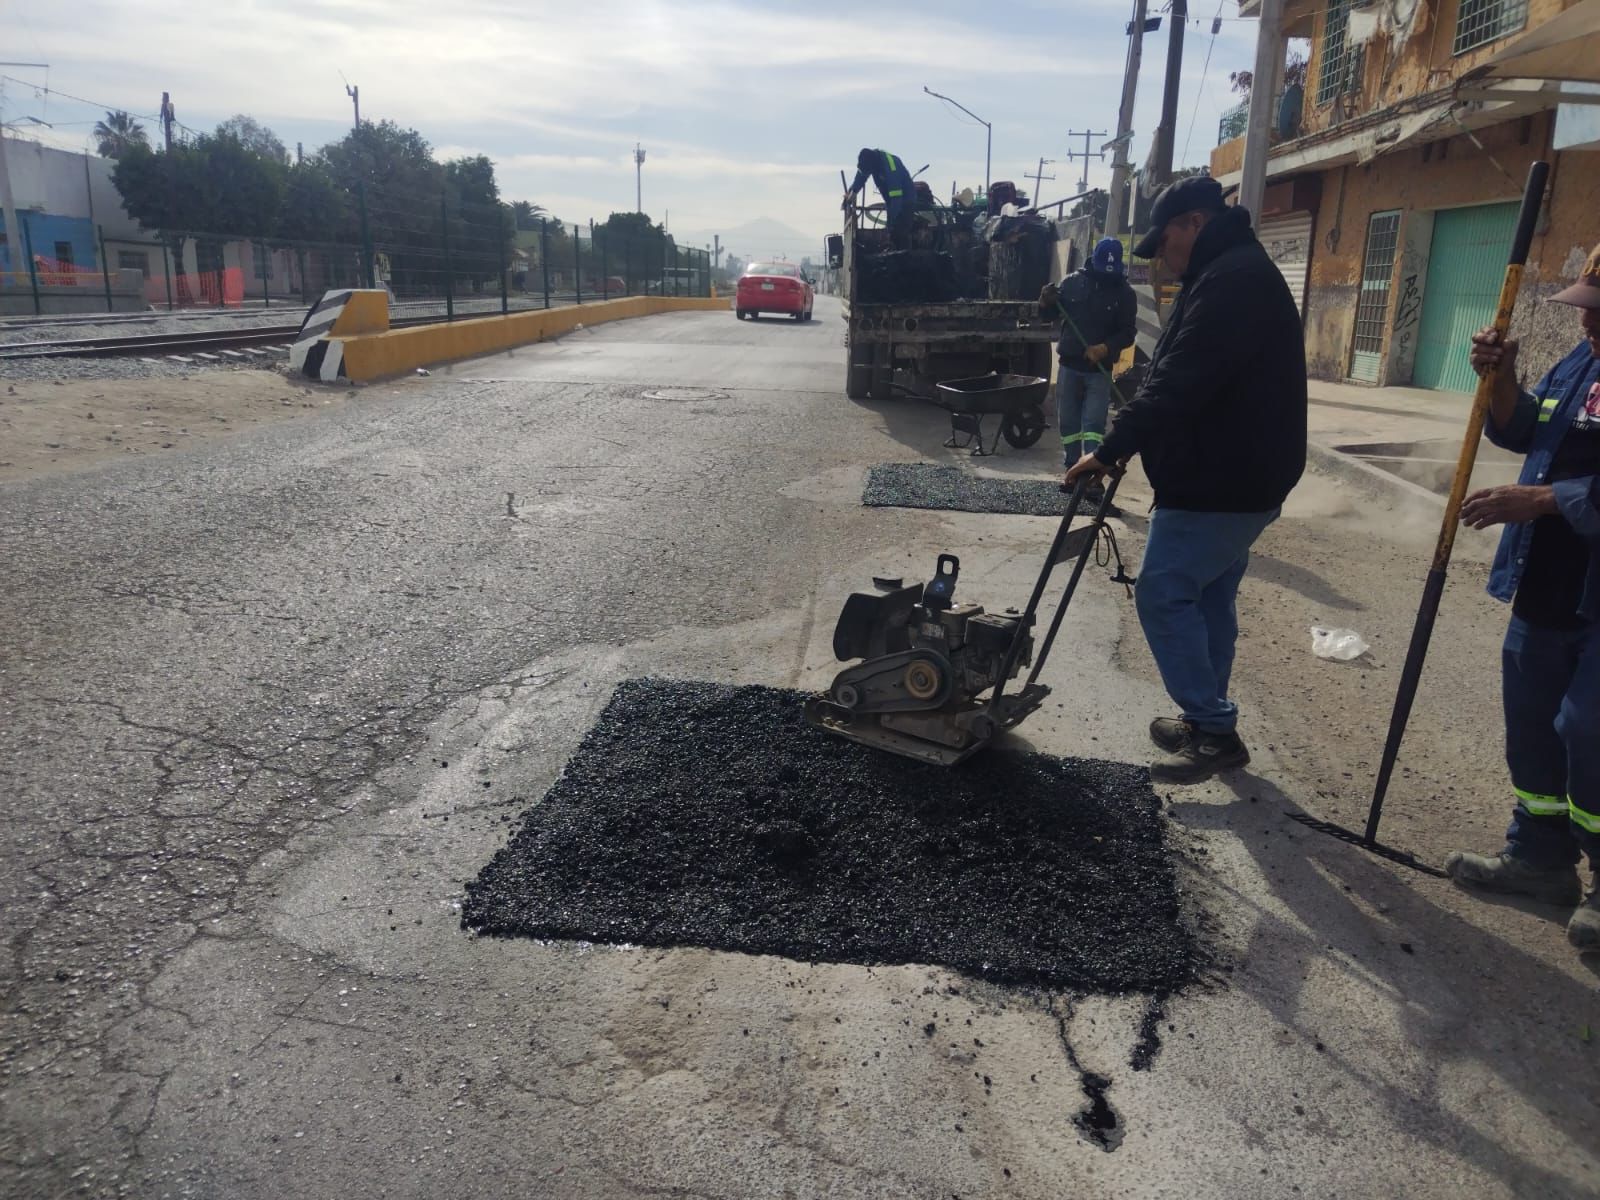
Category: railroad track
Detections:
[{"x1": 0, "y1": 314, "x2": 453, "y2": 361}]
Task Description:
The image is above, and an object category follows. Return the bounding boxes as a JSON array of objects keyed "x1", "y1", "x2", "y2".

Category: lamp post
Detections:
[{"x1": 923, "y1": 85, "x2": 991, "y2": 194}]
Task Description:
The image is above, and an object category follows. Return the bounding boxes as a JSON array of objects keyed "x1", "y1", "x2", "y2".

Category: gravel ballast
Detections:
[
  {"x1": 463, "y1": 679, "x2": 1198, "y2": 994},
  {"x1": 864, "y1": 462, "x2": 1114, "y2": 517}
]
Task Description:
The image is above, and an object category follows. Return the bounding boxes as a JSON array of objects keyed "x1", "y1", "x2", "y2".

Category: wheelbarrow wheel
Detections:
[{"x1": 1002, "y1": 405, "x2": 1046, "y2": 449}]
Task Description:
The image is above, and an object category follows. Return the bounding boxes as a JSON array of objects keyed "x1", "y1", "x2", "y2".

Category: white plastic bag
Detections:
[{"x1": 1311, "y1": 625, "x2": 1369, "y2": 661}]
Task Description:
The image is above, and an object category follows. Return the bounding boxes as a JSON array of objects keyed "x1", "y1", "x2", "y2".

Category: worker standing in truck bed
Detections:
[{"x1": 846, "y1": 149, "x2": 915, "y2": 251}]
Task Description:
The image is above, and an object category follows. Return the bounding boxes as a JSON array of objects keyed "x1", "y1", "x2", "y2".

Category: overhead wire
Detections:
[{"x1": 1180, "y1": 0, "x2": 1230, "y2": 165}]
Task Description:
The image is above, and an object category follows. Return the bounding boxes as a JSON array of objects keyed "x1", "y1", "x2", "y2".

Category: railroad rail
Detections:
[{"x1": 0, "y1": 314, "x2": 449, "y2": 361}]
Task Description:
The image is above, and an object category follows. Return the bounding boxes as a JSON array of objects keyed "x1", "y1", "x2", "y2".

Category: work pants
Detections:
[
  {"x1": 1501, "y1": 614, "x2": 1600, "y2": 869},
  {"x1": 1134, "y1": 507, "x2": 1280, "y2": 735},
  {"x1": 1057, "y1": 366, "x2": 1111, "y2": 468}
]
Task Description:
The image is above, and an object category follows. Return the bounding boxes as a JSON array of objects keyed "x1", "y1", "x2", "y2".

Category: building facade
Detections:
[{"x1": 1212, "y1": 0, "x2": 1599, "y2": 391}]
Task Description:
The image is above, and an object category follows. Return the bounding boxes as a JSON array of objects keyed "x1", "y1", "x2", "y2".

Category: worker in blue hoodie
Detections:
[
  {"x1": 846, "y1": 148, "x2": 915, "y2": 250},
  {"x1": 1039, "y1": 237, "x2": 1137, "y2": 502}
]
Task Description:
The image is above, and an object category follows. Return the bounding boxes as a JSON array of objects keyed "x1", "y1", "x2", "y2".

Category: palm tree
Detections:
[
  {"x1": 93, "y1": 111, "x2": 150, "y2": 159},
  {"x1": 510, "y1": 200, "x2": 547, "y2": 231}
]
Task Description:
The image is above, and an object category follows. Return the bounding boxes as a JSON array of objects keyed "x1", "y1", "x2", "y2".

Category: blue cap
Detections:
[{"x1": 1091, "y1": 237, "x2": 1125, "y2": 275}]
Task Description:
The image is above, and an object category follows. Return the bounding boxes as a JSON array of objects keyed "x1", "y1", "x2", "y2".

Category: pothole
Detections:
[{"x1": 642, "y1": 387, "x2": 728, "y2": 403}]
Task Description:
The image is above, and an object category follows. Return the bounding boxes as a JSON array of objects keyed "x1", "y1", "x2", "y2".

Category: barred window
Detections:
[
  {"x1": 1454, "y1": 0, "x2": 1528, "y2": 55},
  {"x1": 1353, "y1": 211, "x2": 1401, "y2": 357},
  {"x1": 1316, "y1": 0, "x2": 1363, "y2": 106}
]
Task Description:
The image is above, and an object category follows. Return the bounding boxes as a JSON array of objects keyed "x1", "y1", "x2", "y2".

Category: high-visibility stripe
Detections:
[
  {"x1": 1570, "y1": 796, "x2": 1600, "y2": 833},
  {"x1": 886, "y1": 189, "x2": 904, "y2": 197},
  {"x1": 883, "y1": 152, "x2": 898, "y2": 171},
  {"x1": 1537, "y1": 396, "x2": 1559, "y2": 423},
  {"x1": 1083, "y1": 433, "x2": 1104, "y2": 446},
  {"x1": 1062, "y1": 432, "x2": 1085, "y2": 445},
  {"x1": 1515, "y1": 786, "x2": 1568, "y2": 817}
]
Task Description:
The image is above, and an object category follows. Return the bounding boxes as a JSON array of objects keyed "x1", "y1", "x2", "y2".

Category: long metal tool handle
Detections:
[
  {"x1": 987, "y1": 475, "x2": 1093, "y2": 711},
  {"x1": 1028, "y1": 469, "x2": 1126, "y2": 687},
  {"x1": 1364, "y1": 159, "x2": 1548, "y2": 845}
]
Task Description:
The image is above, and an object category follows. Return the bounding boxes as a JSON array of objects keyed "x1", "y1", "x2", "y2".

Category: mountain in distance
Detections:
[{"x1": 675, "y1": 216, "x2": 825, "y2": 265}]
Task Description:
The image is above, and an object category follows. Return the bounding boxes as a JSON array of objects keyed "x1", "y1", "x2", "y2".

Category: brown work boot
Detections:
[
  {"x1": 1568, "y1": 886, "x2": 1600, "y2": 954},
  {"x1": 1443, "y1": 851, "x2": 1583, "y2": 907},
  {"x1": 1149, "y1": 717, "x2": 1194, "y2": 753},
  {"x1": 1150, "y1": 730, "x2": 1250, "y2": 784}
]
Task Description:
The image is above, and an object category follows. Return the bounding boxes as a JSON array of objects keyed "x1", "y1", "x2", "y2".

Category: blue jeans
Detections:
[
  {"x1": 1057, "y1": 366, "x2": 1111, "y2": 467},
  {"x1": 1134, "y1": 507, "x2": 1280, "y2": 735},
  {"x1": 1501, "y1": 614, "x2": 1600, "y2": 869}
]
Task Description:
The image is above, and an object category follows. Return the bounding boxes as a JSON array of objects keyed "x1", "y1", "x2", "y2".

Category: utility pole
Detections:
[
  {"x1": 0, "y1": 63, "x2": 51, "y2": 276},
  {"x1": 296, "y1": 141, "x2": 303, "y2": 165},
  {"x1": 1029, "y1": 158, "x2": 1057, "y2": 208},
  {"x1": 923, "y1": 86, "x2": 991, "y2": 193},
  {"x1": 160, "y1": 91, "x2": 175, "y2": 153},
  {"x1": 1239, "y1": 0, "x2": 1286, "y2": 227},
  {"x1": 713, "y1": 234, "x2": 721, "y2": 271},
  {"x1": 345, "y1": 83, "x2": 361, "y2": 131},
  {"x1": 1149, "y1": 0, "x2": 1189, "y2": 186},
  {"x1": 1065, "y1": 131, "x2": 1107, "y2": 193},
  {"x1": 1108, "y1": 0, "x2": 1148, "y2": 234},
  {"x1": 635, "y1": 144, "x2": 645, "y2": 214}
]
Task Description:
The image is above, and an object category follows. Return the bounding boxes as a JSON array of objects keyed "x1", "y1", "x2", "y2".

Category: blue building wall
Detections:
[{"x1": 1, "y1": 213, "x2": 99, "y2": 273}]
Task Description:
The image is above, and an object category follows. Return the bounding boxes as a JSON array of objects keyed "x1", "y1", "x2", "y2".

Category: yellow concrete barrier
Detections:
[{"x1": 322, "y1": 295, "x2": 730, "y2": 382}]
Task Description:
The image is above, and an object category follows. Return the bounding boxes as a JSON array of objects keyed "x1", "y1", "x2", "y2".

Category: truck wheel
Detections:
[
  {"x1": 846, "y1": 348, "x2": 871, "y2": 400},
  {"x1": 868, "y1": 346, "x2": 893, "y2": 401},
  {"x1": 1023, "y1": 342, "x2": 1053, "y2": 382},
  {"x1": 1002, "y1": 405, "x2": 1046, "y2": 449}
]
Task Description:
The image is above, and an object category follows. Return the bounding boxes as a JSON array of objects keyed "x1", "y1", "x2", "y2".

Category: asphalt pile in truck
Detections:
[{"x1": 462, "y1": 678, "x2": 1199, "y2": 994}]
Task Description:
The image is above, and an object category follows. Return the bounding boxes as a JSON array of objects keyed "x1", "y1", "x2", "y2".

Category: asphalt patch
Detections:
[
  {"x1": 463, "y1": 679, "x2": 1196, "y2": 994},
  {"x1": 863, "y1": 462, "x2": 1114, "y2": 517}
]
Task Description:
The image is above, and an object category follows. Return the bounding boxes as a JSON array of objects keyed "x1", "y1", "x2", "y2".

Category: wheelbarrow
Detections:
[{"x1": 932, "y1": 373, "x2": 1049, "y2": 457}]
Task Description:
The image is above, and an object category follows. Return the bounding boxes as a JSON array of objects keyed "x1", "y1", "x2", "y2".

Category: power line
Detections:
[{"x1": 1180, "y1": 0, "x2": 1230, "y2": 164}]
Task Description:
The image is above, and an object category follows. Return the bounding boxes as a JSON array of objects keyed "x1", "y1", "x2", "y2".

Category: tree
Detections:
[
  {"x1": 443, "y1": 155, "x2": 510, "y2": 288},
  {"x1": 317, "y1": 121, "x2": 446, "y2": 288},
  {"x1": 1230, "y1": 50, "x2": 1309, "y2": 100},
  {"x1": 595, "y1": 211, "x2": 667, "y2": 290},
  {"x1": 510, "y1": 200, "x2": 547, "y2": 230},
  {"x1": 215, "y1": 114, "x2": 290, "y2": 165},
  {"x1": 277, "y1": 161, "x2": 344, "y2": 243},
  {"x1": 1070, "y1": 191, "x2": 1111, "y2": 226},
  {"x1": 93, "y1": 110, "x2": 149, "y2": 159}
]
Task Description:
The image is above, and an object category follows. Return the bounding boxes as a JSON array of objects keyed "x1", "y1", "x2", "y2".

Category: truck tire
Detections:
[
  {"x1": 1002, "y1": 405, "x2": 1046, "y2": 449},
  {"x1": 868, "y1": 345, "x2": 892, "y2": 401},
  {"x1": 1024, "y1": 342, "x2": 1053, "y2": 383},
  {"x1": 846, "y1": 359, "x2": 871, "y2": 400}
]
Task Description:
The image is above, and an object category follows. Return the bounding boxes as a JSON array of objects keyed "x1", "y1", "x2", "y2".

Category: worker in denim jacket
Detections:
[{"x1": 1445, "y1": 244, "x2": 1600, "y2": 955}]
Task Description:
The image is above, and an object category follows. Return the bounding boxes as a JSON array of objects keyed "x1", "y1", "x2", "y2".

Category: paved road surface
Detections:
[{"x1": 2, "y1": 297, "x2": 1596, "y2": 1198}]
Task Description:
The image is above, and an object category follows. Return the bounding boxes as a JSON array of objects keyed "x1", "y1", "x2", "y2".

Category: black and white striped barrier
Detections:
[{"x1": 290, "y1": 288, "x2": 389, "y2": 381}]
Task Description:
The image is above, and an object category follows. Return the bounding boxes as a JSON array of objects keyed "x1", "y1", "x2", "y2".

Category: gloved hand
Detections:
[{"x1": 1084, "y1": 343, "x2": 1110, "y2": 365}]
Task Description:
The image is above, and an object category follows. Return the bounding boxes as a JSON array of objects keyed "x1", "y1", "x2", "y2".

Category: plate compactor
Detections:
[{"x1": 804, "y1": 472, "x2": 1131, "y2": 765}]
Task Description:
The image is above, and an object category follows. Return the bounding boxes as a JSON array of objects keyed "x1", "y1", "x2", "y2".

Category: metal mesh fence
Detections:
[{"x1": 7, "y1": 192, "x2": 713, "y2": 319}]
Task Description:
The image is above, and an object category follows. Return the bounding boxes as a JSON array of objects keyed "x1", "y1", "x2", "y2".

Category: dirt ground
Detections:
[{"x1": 0, "y1": 370, "x2": 349, "y2": 484}]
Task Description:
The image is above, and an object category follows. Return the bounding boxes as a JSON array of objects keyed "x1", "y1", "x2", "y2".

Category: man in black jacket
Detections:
[
  {"x1": 1065, "y1": 176, "x2": 1307, "y2": 782},
  {"x1": 1040, "y1": 237, "x2": 1138, "y2": 502}
]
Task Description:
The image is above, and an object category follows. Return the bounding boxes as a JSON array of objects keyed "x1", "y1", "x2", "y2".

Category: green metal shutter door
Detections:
[{"x1": 1411, "y1": 202, "x2": 1519, "y2": 393}]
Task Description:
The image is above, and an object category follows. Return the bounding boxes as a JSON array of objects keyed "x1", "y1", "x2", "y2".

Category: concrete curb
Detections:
[
  {"x1": 1305, "y1": 439, "x2": 1444, "y2": 509},
  {"x1": 297, "y1": 293, "x2": 732, "y2": 382}
]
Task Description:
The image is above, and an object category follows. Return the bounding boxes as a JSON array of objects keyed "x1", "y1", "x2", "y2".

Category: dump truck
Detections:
[{"x1": 825, "y1": 198, "x2": 1060, "y2": 406}]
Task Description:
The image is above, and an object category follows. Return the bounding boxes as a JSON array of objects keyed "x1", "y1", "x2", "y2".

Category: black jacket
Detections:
[
  {"x1": 1050, "y1": 268, "x2": 1137, "y2": 372},
  {"x1": 1097, "y1": 206, "x2": 1306, "y2": 513}
]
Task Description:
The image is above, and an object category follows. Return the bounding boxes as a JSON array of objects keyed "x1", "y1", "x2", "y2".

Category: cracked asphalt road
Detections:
[{"x1": 3, "y1": 298, "x2": 1597, "y2": 1198}]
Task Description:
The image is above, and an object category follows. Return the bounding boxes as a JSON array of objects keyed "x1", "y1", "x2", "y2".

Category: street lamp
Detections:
[{"x1": 923, "y1": 85, "x2": 991, "y2": 194}]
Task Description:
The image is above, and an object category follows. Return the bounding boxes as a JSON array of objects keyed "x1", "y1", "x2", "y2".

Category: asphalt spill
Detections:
[
  {"x1": 462, "y1": 679, "x2": 1196, "y2": 995},
  {"x1": 863, "y1": 462, "x2": 1113, "y2": 517}
]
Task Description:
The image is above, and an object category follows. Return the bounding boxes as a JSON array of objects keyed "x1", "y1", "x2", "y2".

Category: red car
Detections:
[{"x1": 736, "y1": 262, "x2": 814, "y2": 322}]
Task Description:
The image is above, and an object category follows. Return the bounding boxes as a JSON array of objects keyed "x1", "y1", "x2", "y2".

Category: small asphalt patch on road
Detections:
[
  {"x1": 462, "y1": 679, "x2": 1196, "y2": 994},
  {"x1": 863, "y1": 462, "x2": 1114, "y2": 517}
]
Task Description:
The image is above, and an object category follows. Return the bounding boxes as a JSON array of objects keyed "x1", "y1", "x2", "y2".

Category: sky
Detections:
[{"x1": 1, "y1": 0, "x2": 1261, "y2": 262}]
